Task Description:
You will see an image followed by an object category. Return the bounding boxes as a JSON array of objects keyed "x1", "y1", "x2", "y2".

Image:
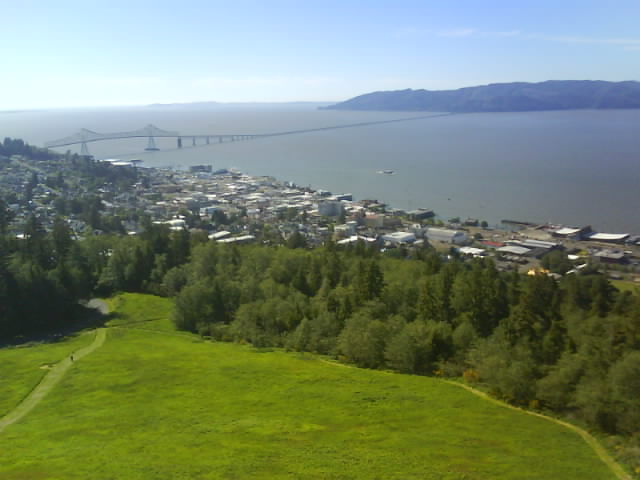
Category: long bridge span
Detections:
[
  {"x1": 44, "y1": 114, "x2": 452, "y2": 155},
  {"x1": 44, "y1": 124, "x2": 258, "y2": 156}
]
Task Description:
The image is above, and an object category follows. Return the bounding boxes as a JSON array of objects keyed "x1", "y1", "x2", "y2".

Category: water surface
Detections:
[{"x1": 1, "y1": 107, "x2": 638, "y2": 232}]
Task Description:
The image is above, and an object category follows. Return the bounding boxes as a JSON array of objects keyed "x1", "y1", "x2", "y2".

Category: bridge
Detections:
[
  {"x1": 44, "y1": 124, "x2": 259, "y2": 155},
  {"x1": 44, "y1": 114, "x2": 453, "y2": 156}
]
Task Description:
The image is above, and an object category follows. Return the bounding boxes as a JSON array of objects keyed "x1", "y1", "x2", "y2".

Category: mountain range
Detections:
[{"x1": 324, "y1": 80, "x2": 640, "y2": 112}]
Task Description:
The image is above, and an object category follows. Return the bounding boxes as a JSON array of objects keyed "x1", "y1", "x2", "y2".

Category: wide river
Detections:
[{"x1": 1, "y1": 106, "x2": 638, "y2": 233}]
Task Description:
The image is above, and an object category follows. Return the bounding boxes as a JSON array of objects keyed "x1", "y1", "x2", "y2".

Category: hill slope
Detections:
[
  {"x1": 0, "y1": 294, "x2": 619, "y2": 479},
  {"x1": 325, "y1": 80, "x2": 640, "y2": 112}
]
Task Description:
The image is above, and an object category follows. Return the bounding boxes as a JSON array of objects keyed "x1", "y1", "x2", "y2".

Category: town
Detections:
[{"x1": 1, "y1": 144, "x2": 639, "y2": 287}]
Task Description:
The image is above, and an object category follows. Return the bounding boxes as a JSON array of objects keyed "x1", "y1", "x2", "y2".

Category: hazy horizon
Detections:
[{"x1": 4, "y1": 79, "x2": 640, "y2": 113}]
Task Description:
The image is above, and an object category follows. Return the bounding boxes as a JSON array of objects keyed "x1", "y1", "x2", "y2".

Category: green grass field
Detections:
[
  {"x1": 0, "y1": 293, "x2": 618, "y2": 479},
  {"x1": 0, "y1": 331, "x2": 95, "y2": 418}
]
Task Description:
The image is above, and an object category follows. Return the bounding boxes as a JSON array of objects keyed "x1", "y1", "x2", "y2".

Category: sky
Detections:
[{"x1": 1, "y1": 0, "x2": 640, "y2": 109}]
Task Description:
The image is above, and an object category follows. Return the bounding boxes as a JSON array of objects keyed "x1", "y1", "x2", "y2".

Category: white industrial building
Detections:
[
  {"x1": 382, "y1": 231, "x2": 416, "y2": 245},
  {"x1": 217, "y1": 235, "x2": 256, "y2": 244},
  {"x1": 497, "y1": 245, "x2": 532, "y2": 256},
  {"x1": 426, "y1": 228, "x2": 468, "y2": 245},
  {"x1": 458, "y1": 246, "x2": 487, "y2": 257},
  {"x1": 337, "y1": 235, "x2": 377, "y2": 245},
  {"x1": 208, "y1": 230, "x2": 231, "y2": 241}
]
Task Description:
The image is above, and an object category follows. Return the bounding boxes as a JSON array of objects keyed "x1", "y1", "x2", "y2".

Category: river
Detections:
[{"x1": 1, "y1": 106, "x2": 638, "y2": 232}]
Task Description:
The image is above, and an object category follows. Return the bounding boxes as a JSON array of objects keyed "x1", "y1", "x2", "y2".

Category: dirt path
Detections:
[
  {"x1": 319, "y1": 358, "x2": 630, "y2": 480},
  {"x1": 0, "y1": 301, "x2": 109, "y2": 434},
  {"x1": 441, "y1": 380, "x2": 632, "y2": 480}
]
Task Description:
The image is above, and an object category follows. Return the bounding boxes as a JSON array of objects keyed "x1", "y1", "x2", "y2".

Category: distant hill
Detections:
[
  {"x1": 147, "y1": 101, "x2": 333, "y2": 111},
  {"x1": 324, "y1": 80, "x2": 640, "y2": 112}
]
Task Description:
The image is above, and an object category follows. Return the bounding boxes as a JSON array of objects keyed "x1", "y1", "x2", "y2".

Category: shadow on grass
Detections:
[
  {"x1": 106, "y1": 315, "x2": 167, "y2": 327},
  {"x1": 0, "y1": 301, "x2": 112, "y2": 349}
]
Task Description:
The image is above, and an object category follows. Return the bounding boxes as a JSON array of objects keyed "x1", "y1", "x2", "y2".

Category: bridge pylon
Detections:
[
  {"x1": 80, "y1": 142, "x2": 90, "y2": 156},
  {"x1": 145, "y1": 136, "x2": 159, "y2": 151}
]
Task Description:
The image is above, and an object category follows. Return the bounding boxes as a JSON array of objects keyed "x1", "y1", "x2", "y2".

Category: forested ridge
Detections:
[
  {"x1": 1, "y1": 143, "x2": 639, "y2": 473},
  {"x1": 325, "y1": 80, "x2": 640, "y2": 112}
]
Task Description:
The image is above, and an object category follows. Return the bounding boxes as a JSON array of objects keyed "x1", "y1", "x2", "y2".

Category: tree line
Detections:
[{"x1": 164, "y1": 238, "x2": 639, "y2": 437}]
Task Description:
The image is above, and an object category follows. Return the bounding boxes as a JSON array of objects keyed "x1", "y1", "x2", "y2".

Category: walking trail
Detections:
[
  {"x1": 319, "y1": 358, "x2": 631, "y2": 480},
  {"x1": 0, "y1": 301, "x2": 108, "y2": 434},
  {"x1": 442, "y1": 380, "x2": 632, "y2": 480}
]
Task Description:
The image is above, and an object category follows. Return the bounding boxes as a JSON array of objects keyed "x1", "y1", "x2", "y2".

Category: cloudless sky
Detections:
[{"x1": 2, "y1": 0, "x2": 639, "y2": 109}]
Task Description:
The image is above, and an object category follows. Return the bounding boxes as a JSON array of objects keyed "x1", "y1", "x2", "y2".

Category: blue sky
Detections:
[{"x1": 2, "y1": 0, "x2": 639, "y2": 109}]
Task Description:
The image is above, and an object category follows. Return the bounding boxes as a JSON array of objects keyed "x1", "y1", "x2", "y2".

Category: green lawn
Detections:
[
  {"x1": 0, "y1": 294, "x2": 617, "y2": 479},
  {"x1": 106, "y1": 293, "x2": 176, "y2": 332},
  {"x1": 0, "y1": 332, "x2": 95, "y2": 418}
]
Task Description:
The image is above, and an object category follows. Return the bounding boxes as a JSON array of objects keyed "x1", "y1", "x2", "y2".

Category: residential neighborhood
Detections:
[{"x1": 2, "y1": 150, "x2": 639, "y2": 286}]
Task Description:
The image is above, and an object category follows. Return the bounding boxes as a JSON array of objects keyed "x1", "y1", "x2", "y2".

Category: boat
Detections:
[{"x1": 376, "y1": 169, "x2": 394, "y2": 175}]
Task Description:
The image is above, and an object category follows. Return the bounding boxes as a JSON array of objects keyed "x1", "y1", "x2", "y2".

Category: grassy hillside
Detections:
[
  {"x1": 0, "y1": 294, "x2": 617, "y2": 479},
  {"x1": 0, "y1": 332, "x2": 95, "y2": 417}
]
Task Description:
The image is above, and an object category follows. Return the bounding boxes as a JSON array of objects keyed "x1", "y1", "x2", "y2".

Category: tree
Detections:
[
  {"x1": 385, "y1": 324, "x2": 416, "y2": 373},
  {"x1": 573, "y1": 373, "x2": 616, "y2": 432},
  {"x1": 211, "y1": 209, "x2": 229, "y2": 226},
  {"x1": 354, "y1": 259, "x2": 384, "y2": 303},
  {"x1": 536, "y1": 352, "x2": 584, "y2": 410},
  {"x1": 0, "y1": 198, "x2": 14, "y2": 234},
  {"x1": 82, "y1": 196, "x2": 103, "y2": 230},
  {"x1": 418, "y1": 271, "x2": 454, "y2": 324},
  {"x1": 469, "y1": 335, "x2": 538, "y2": 405},
  {"x1": 0, "y1": 243, "x2": 18, "y2": 337},
  {"x1": 24, "y1": 172, "x2": 38, "y2": 202},
  {"x1": 590, "y1": 275, "x2": 615, "y2": 318},
  {"x1": 541, "y1": 250, "x2": 572, "y2": 274},
  {"x1": 168, "y1": 229, "x2": 191, "y2": 267},
  {"x1": 22, "y1": 214, "x2": 50, "y2": 268},
  {"x1": 163, "y1": 265, "x2": 189, "y2": 296},
  {"x1": 288, "y1": 317, "x2": 313, "y2": 352},
  {"x1": 338, "y1": 308, "x2": 388, "y2": 368},
  {"x1": 172, "y1": 281, "x2": 215, "y2": 331},
  {"x1": 451, "y1": 259, "x2": 507, "y2": 336},
  {"x1": 286, "y1": 231, "x2": 307, "y2": 249},
  {"x1": 609, "y1": 351, "x2": 640, "y2": 433},
  {"x1": 51, "y1": 216, "x2": 73, "y2": 263}
]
